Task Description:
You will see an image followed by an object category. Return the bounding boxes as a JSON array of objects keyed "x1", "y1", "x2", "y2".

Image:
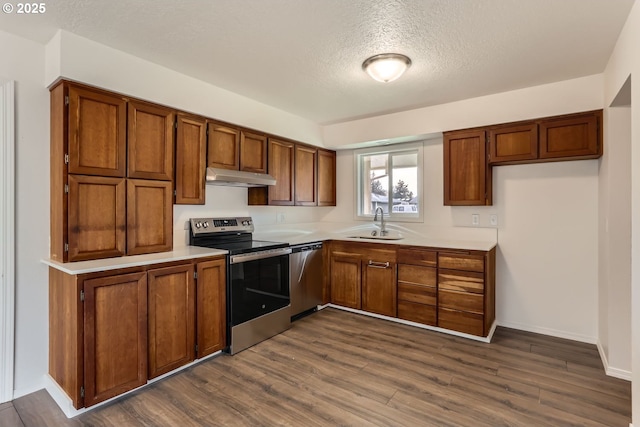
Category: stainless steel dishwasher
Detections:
[{"x1": 289, "y1": 242, "x2": 323, "y2": 320}]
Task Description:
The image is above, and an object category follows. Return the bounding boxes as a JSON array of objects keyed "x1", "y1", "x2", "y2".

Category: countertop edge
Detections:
[{"x1": 41, "y1": 247, "x2": 228, "y2": 275}]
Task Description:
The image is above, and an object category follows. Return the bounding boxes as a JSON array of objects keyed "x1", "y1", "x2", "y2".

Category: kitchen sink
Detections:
[{"x1": 347, "y1": 233, "x2": 404, "y2": 241}]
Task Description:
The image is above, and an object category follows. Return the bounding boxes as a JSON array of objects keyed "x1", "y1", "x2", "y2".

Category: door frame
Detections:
[{"x1": 0, "y1": 80, "x2": 15, "y2": 403}]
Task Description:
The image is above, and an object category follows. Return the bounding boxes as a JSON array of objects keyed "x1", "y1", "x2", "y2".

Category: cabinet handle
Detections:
[{"x1": 368, "y1": 260, "x2": 390, "y2": 269}]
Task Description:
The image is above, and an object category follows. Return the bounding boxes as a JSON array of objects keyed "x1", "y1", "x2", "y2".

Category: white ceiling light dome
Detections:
[{"x1": 362, "y1": 53, "x2": 412, "y2": 83}]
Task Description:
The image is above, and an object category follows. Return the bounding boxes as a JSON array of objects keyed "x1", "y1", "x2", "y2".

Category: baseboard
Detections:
[
  {"x1": 596, "y1": 341, "x2": 632, "y2": 381},
  {"x1": 45, "y1": 350, "x2": 223, "y2": 418},
  {"x1": 497, "y1": 320, "x2": 597, "y2": 344},
  {"x1": 13, "y1": 377, "x2": 45, "y2": 400}
]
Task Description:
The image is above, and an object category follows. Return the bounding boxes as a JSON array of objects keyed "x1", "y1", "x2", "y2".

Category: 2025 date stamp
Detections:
[{"x1": 2, "y1": 3, "x2": 46, "y2": 14}]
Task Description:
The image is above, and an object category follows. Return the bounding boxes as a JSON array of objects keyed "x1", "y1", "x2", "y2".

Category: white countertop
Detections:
[
  {"x1": 42, "y1": 246, "x2": 227, "y2": 275},
  {"x1": 43, "y1": 222, "x2": 496, "y2": 275},
  {"x1": 253, "y1": 222, "x2": 497, "y2": 252}
]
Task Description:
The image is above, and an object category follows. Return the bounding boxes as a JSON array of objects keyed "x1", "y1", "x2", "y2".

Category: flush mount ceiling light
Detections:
[{"x1": 362, "y1": 53, "x2": 412, "y2": 83}]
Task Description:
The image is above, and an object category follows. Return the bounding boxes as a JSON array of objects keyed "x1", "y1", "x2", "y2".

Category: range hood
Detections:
[{"x1": 206, "y1": 167, "x2": 276, "y2": 187}]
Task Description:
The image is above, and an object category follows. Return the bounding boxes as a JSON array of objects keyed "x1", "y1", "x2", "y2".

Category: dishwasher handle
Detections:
[{"x1": 290, "y1": 242, "x2": 323, "y2": 253}]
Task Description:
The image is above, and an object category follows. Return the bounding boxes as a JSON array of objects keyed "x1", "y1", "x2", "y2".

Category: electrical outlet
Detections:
[
  {"x1": 472, "y1": 214, "x2": 479, "y2": 226},
  {"x1": 490, "y1": 214, "x2": 498, "y2": 226},
  {"x1": 277, "y1": 212, "x2": 286, "y2": 223}
]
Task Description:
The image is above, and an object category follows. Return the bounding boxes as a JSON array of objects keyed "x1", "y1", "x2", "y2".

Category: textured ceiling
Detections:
[{"x1": 0, "y1": 0, "x2": 634, "y2": 124}]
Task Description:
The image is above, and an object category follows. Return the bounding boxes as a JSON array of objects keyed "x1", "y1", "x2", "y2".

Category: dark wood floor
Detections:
[{"x1": 2, "y1": 308, "x2": 632, "y2": 426}]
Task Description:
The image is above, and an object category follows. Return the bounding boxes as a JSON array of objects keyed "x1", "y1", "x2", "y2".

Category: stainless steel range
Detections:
[{"x1": 189, "y1": 217, "x2": 291, "y2": 354}]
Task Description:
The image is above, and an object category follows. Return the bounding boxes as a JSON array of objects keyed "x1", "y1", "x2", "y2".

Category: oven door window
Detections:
[{"x1": 230, "y1": 254, "x2": 289, "y2": 325}]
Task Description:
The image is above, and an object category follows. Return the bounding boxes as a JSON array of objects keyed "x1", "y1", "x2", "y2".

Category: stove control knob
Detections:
[
  {"x1": 194, "y1": 222, "x2": 201, "y2": 229},
  {"x1": 203, "y1": 222, "x2": 209, "y2": 228}
]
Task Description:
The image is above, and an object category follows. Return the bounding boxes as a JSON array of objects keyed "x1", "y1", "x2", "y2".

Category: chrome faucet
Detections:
[{"x1": 374, "y1": 207, "x2": 387, "y2": 236}]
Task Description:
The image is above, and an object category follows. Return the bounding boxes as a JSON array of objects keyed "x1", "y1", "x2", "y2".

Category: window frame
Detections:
[{"x1": 354, "y1": 141, "x2": 424, "y2": 223}]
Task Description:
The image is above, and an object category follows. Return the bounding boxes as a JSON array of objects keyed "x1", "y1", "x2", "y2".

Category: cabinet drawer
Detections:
[
  {"x1": 438, "y1": 269, "x2": 484, "y2": 294},
  {"x1": 438, "y1": 253, "x2": 484, "y2": 272},
  {"x1": 398, "y1": 301, "x2": 436, "y2": 326},
  {"x1": 397, "y1": 248, "x2": 437, "y2": 267},
  {"x1": 398, "y1": 283, "x2": 436, "y2": 306},
  {"x1": 438, "y1": 307, "x2": 484, "y2": 336},
  {"x1": 398, "y1": 264, "x2": 436, "y2": 287},
  {"x1": 438, "y1": 289, "x2": 483, "y2": 314}
]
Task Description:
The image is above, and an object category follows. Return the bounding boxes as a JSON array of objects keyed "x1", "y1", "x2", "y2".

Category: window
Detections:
[{"x1": 355, "y1": 142, "x2": 423, "y2": 222}]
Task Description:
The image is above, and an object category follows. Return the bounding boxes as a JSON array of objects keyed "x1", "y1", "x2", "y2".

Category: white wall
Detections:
[
  {"x1": 602, "y1": 1, "x2": 640, "y2": 422},
  {"x1": 598, "y1": 102, "x2": 632, "y2": 378},
  {"x1": 46, "y1": 31, "x2": 324, "y2": 148},
  {"x1": 323, "y1": 74, "x2": 604, "y2": 148},
  {"x1": 0, "y1": 30, "x2": 49, "y2": 397}
]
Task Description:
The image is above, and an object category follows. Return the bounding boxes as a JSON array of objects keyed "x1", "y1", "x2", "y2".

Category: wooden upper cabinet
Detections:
[
  {"x1": 207, "y1": 122, "x2": 240, "y2": 170},
  {"x1": 67, "y1": 85, "x2": 127, "y2": 177},
  {"x1": 175, "y1": 114, "x2": 207, "y2": 205},
  {"x1": 127, "y1": 100, "x2": 175, "y2": 181},
  {"x1": 443, "y1": 130, "x2": 492, "y2": 206},
  {"x1": 489, "y1": 123, "x2": 538, "y2": 165},
  {"x1": 196, "y1": 258, "x2": 227, "y2": 358},
  {"x1": 267, "y1": 139, "x2": 295, "y2": 206},
  {"x1": 83, "y1": 271, "x2": 147, "y2": 407},
  {"x1": 317, "y1": 149, "x2": 336, "y2": 207},
  {"x1": 539, "y1": 111, "x2": 601, "y2": 160},
  {"x1": 127, "y1": 179, "x2": 173, "y2": 256},
  {"x1": 67, "y1": 175, "x2": 126, "y2": 262},
  {"x1": 294, "y1": 144, "x2": 317, "y2": 206},
  {"x1": 147, "y1": 264, "x2": 195, "y2": 379},
  {"x1": 240, "y1": 131, "x2": 268, "y2": 173},
  {"x1": 207, "y1": 123, "x2": 268, "y2": 174}
]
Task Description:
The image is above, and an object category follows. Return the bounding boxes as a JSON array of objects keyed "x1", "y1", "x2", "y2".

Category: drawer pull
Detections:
[{"x1": 368, "y1": 260, "x2": 390, "y2": 269}]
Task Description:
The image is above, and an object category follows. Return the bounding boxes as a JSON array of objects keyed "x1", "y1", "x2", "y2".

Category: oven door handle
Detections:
[{"x1": 230, "y1": 247, "x2": 292, "y2": 264}]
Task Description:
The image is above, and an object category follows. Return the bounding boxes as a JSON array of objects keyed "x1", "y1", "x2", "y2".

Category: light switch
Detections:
[{"x1": 490, "y1": 214, "x2": 498, "y2": 226}]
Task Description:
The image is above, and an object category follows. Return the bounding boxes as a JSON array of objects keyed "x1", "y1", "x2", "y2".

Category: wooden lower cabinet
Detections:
[
  {"x1": 147, "y1": 264, "x2": 195, "y2": 379},
  {"x1": 329, "y1": 242, "x2": 397, "y2": 316},
  {"x1": 397, "y1": 262, "x2": 437, "y2": 326},
  {"x1": 49, "y1": 255, "x2": 226, "y2": 409},
  {"x1": 330, "y1": 253, "x2": 362, "y2": 309},
  {"x1": 83, "y1": 271, "x2": 148, "y2": 407},
  {"x1": 328, "y1": 242, "x2": 495, "y2": 338},
  {"x1": 196, "y1": 258, "x2": 227, "y2": 357},
  {"x1": 362, "y1": 259, "x2": 397, "y2": 317},
  {"x1": 437, "y1": 249, "x2": 496, "y2": 337}
]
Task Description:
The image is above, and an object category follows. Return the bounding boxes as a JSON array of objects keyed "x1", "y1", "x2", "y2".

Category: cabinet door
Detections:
[
  {"x1": 362, "y1": 260, "x2": 397, "y2": 317},
  {"x1": 330, "y1": 254, "x2": 361, "y2": 309},
  {"x1": 268, "y1": 139, "x2": 295, "y2": 206},
  {"x1": 317, "y1": 149, "x2": 336, "y2": 206},
  {"x1": 294, "y1": 144, "x2": 318, "y2": 206},
  {"x1": 207, "y1": 123, "x2": 240, "y2": 170},
  {"x1": 83, "y1": 271, "x2": 147, "y2": 407},
  {"x1": 488, "y1": 123, "x2": 538, "y2": 165},
  {"x1": 67, "y1": 85, "x2": 126, "y2": 177},
  {"x1": 539, "y1": 112, "x2": 601, "y2": 160},
  {"x1": 127, "y1": 100, "x2": 174, "y2": 180},
  {"x1": 127, "y1": 179, "x2": 173, "y2": 255},
  {"x1": 196, "y1": 258, "x2": 227, "y2": 358},
  {"x1": 175, "y1": 114, "x2": 207, "y2": 205},
  {"x1": 240, "y1": 131, "x2": 268, "y2": 173},
  {"x1": 147, "y1": 264, "x2": 195, "y2": 379},
  {"x1": 67, "y1": 175, "x2": 126, "y2": 262},
  {"x1": 443, "y1": 130, "x2": 491, "y2": 206}
]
